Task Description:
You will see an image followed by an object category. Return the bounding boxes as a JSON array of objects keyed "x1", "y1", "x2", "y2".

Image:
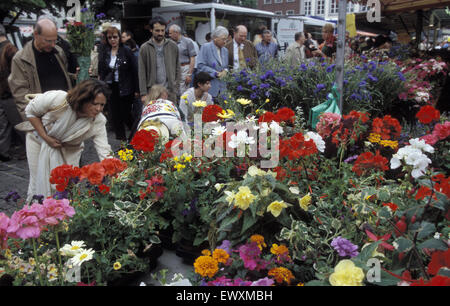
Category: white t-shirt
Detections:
[{"x1": 109, "y1": 54, "x2": 119, "y2": 82}]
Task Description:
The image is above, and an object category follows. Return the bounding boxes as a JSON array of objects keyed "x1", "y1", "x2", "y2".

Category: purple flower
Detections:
[
  {"x1": 96, "y1": 13, "x2": 106, "y2": 19},
  {"x1": 251, "y1": 277, "x2": 274, "y2": 286},
  {"x1": 331, "y1": 236, "x2": 359, "y2": 258},
  {"x1": 367, "y1": 74, "x2": 378, "y2": 82},
  {"x1": 359, "y1": 81, "x2": 367, "y2": 87},
  {"x1": 397, "y1": 71, "x2": 406, "y2": 81},
  {"x1": 5, "y1": 191, "x2": 21, "y2": 203},
  {"x1": 81, "y1": 7, "x2": 88, "y2": 13},
  {"x1": 326, "y1": 64, "x2": 336, "y2": 73},
  {"x1": 237, "y1": 85, "x2": 243, "y2": 91},
  {"x1": 344, "y1": 155, "x2": 359, "y2": 163},
  {"x1": 217, "y1": 240, "x2": 231, "y2": 255},
  {"x1": 260, "y1": 83, "x2": 270, "y2": 89},
  {"x1": 299, "y1": 63, "x2": 308, "y2": 71},
  {"x1": 314, "y1": 83, "x2": 326, "y2": 94}
]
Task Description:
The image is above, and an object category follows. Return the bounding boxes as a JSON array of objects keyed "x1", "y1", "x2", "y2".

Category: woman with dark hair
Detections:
[
  {"x1": 98, "y1": 26, "x2": 139, "y2": 141},
  {"x1": 16, "y1": 79, "x2": 112, "y2": 201},
  {"x1": 179, "y1": 71, "x2": 213, "y2": 125}
]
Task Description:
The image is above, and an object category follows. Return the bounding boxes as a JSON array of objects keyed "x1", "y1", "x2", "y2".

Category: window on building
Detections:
[
  {"x1": 330, "y1": 0, "x2": 338, "y2": 14},
  {"x1": 275, "y1": 11, "x2": 282, "y2": 15},
  {"x1": 304, "y1": 0, "x2": 312, "y2": 15},
  {"x1": 347, "y1": 2, "x2": 354, "y2": 13},
  {"x1": 286, "y1": 10, "x2": 295, "y2": 15},
  {"x1": 263, "y1": 0, "x2": 272, "y2": 4},
  {"x1": 286, "y1": 0, "x2": 295, "y2": 2},
  {"x1": 274, "y1": 0, "x2": 282, "y2": 3},
  {"x1": 316, "y1": 0, "x2": 325, "y2": 15}
]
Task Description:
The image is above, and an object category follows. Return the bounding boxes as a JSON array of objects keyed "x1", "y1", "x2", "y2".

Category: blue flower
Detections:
[
  {"x1": 326, "y1": 64, "x2": 336, "y2": 73},
  {"x1": 250, "y1": 93, "x2": 258, "y2": 99},
  {"x1": 359, "y1": 81, "x2": 367, "y2": 87},
  {"x1": 86, "y1": 24, "x2": 95, "y2": 30},
  {"x1": 96, "y1": 12, "x2": 106, "y2": 19},
  {"x1": 265, "y1": 91, "x2": 270, "y2": 97},
  {"x1": 367, "y1": 74, "x2": 378, "y2": 82},
  {"x1": 81, "y1": 7, "x2": 88, "y2": 13},
  {"x1": 260, "y1": 83, "x2": 270, "y2": 89},
  {"x1": 247, "y1": 80, "x2": 253, "y2": 86},
  {"x1": 397, "y1": 71, "x2": 406, "y2": 81},
  {"x1": 251, "y1": 85, "x2": 258, "y2": 91},
  {"x1": 350, "y1": 93, "x2": 362, "y2": 100},
  {"x1": 276, "y1": 78, "x2": 287, "y2": 87},
  {"x1": 300, "y1": 63, "x2": 308, "y2": 71},
  {"x1": 237, "y1": 85, "x2": 243, "y2": 91},
  {"x1": 314, "y1": 83, "x2": 326, "y2": 94}
]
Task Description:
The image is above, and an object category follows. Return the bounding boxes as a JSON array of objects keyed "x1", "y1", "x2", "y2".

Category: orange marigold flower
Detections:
[
  {"x1": 268, "y1": 267, "x2": 295, "y2": 285},
  {"x1": 250, "y1": 234, "x2": 267, "y2": 250},
  {"x1": 201, "y1": 249, "x2": 212, "y2": 256},
  {"x1": 212, "y1": 248, "x2": 230, "y2": 264},
  {"x1": 193, "y1": 255, "x2": 218, "y2": 278},
  {"x1": 270, "y1": 243, "x2": 289, "y2": 256}
]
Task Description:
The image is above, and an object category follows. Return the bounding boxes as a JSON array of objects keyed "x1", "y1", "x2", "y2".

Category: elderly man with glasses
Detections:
[{"x1": 8, "y1": 16, "x2": 75, "y2": 120}]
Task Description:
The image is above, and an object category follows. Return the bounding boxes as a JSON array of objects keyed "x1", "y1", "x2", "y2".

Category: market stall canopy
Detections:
[{"x1": 152, "y1": 2, "x2": 276, "y2": 19}]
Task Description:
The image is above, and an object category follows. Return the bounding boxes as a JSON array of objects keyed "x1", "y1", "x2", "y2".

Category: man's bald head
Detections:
[
  {"x1": 33, "y1": 17, "x2": 58, "y2": 52},
  {"x1": 234, "y1": 25, "x2": 248, "y2": 45}
]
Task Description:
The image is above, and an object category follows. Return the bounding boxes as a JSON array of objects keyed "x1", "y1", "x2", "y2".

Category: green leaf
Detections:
[
  {"x1": 395, "y1": 237, "x2": 414, "y2": 252},
  {"x1": 418, "y1": 238, "x2": 448, "y2": 251},
  {"x1": 241, "y1": 213, "x2": 257, "y2": 235},
  {"x1": 417, "y1": 221, "x2": 436, "y2": 240},
  {"x1": 149, "y1": 235, "x2": 161, "y2": 244},
  {"x1": 305, "y1": 280, "x2": 328, "y2": 286},
  {"x1": 218, "y1": 212, "x2": 240, "y2": 232},
  {"x1": 377, "y1": 190, "x2": 390, "y2": 202},
  {"x1": 354, "y1": 241, "x2": 382, "y2": 263}
]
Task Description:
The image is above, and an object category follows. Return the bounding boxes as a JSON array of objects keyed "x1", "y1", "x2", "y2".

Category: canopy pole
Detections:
[
  {"x1": 336, "y1": 0, "x2": 347, "y2": 112},
  {"x1": 211, "y1": 7, "x2": 216, "y2": 34}
]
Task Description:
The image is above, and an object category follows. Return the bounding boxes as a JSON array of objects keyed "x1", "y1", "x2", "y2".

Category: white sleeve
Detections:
[
  {"x1": 24, "y1": 90, "x2": 68, "y2": 118},
  {"x1": 92, "y1": 114, "x2": 113, "y2": 160}
]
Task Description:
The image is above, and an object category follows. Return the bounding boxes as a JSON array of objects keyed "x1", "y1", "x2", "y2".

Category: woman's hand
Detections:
[{"x1": 43, "y1": 135, "x2": 62, "y2": 148}]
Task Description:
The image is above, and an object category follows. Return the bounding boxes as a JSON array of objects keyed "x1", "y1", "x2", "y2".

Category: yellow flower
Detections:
[
  {"x1": 113, "y1": 261, "x2": 122, "y2": 270},
  {"x1": 329, "y1": 259, "x2": 365, "y2": 286},
  {"x1": 192, "y1": 100, "x2": 207, "y2": 108},
  {"x1": 181, "y1": 94, "x2": 188, "y2": 100},
  {"x1": 299, "y1": 194, "x2": 312, "y2": 211},
  {"x1": 173, "y1": 156, "x2": 179, "y2": 162},
  {"x1": 255, "y1": 109, "x2": 261, "y2": 114},
  {"x1": 217, "y1": 109, "x2": 235, "y2": 119},
  {"x1": 212, "y1": 248, "x2": 230, "y2": 264},
  {"x1": 174, "y1": 163, "x2": 186, "y2": 171},
  {"x1": 250, "y1": 234, "x2": 267, "y2": 250},
  {"x1": 4, "y1": 249, "x2": 12, "y2": 259},
  {"x1": 193, "y1": 255, "x2": 219, "y2": 278},
  {"x1": 236, "y1": 98, "x2": 252, "y2": 105},
  {"x1": 118, "y1": 148, "x2": 133, "y2": 161},
  {"x1": 368, "y1": 133, "x2": 381, "y2": 144},
  {"x1": 201, "y1": 249, "x2": 212, "y2": 256},
  {"x1": 267, "y1": 200, "x2": 288, "y2": 217},
  {"x1": 28, "y1": 257, "x2": 36, "y2": 266},
  {"x1": 182, "y1": 153, "x2": 193, "y2": 162},
  {"x1": 233, "y1": 186, "x2": 256, "y2": 210},
  {"x1": 379, "y1": 139, "x2": 398, "y2": 149},
  {"x1": 270, "y1": 243, "x2": 289, "y2": 256},
  {"x1": 224, "y1": 191, "x2": 236, "y2": 205},
  {"x1": 265, "y1": 99, "x2": 270, "y2": 103},
  {"x1": 297, "y1": 282, "x2": 304, "y2": 286}
]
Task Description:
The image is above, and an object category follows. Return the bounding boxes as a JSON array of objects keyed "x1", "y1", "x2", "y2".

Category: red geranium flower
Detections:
[
  {"x1": 415, "y1": 185, "x2": 433, "y2": 201},
  {"x1": 279, "y1": 133, "x2": 317, "y2": 160},
  {"x1": 202, "y1": 104, "x2": 223, "y2": 122},
  {"x1": 101, "y1": 158, "x2": 127, "y2": 176},
  {"x1": 50, "y1": 164, "x2": 81, "y2": 192},
  {"x1": 98, "y1": 184, "x2": 110, "y2": 194},
  {"x1": 80, "y1": 162, "x2": 106, "y2": 186},
  {"x1": 130, "y1": 129, "x2": 159, "y2": 152},
  {"x1": 275, "y1": 107, "x2": 295, "y2": 124},
  {"x1": 382, "y1": 202, "x2": 398, "y2": 212},
  {"x1": 352, "y1": 151, "x2": 388, "y2": 176},
  {"x1": 428, "y1": 249, "x2": 450, "y2": 276},
  {"x1": 258, "y1": 111, "x2": 278, "y2": 123},
  {"x1": 371, "y1": 115, "x2": 402, "y2": 140},
  {"x1": 416, "y1": 105, "x2": 440, "y2": 124}
]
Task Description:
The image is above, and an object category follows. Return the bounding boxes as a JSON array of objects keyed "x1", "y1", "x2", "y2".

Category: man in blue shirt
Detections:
[{"x1": 255, "y1": 30, "x2": 278, "y2": 65}]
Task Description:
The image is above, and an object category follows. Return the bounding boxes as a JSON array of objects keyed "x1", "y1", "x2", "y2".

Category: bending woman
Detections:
[{"x1": 17, "y1": 79, "x2": 112, "y2": 201}]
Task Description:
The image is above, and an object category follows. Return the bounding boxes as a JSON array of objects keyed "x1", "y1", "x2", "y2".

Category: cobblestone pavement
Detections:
[{"x1": 0, "y1": 129, "x2": 192, "y2": 285}]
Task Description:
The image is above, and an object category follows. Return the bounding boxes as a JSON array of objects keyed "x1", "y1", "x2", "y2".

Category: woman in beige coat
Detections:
[{"x1": 16, "y1": 79, "x2": 112, "y2": 201}]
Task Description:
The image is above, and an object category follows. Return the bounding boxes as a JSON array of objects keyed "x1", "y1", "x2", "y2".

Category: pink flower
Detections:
[
  {"x1": 316, "y1": 112, "x2": 342, "y2": 138},
  {"x1": 251, "y1": 277, "x2": 275, "y2": 286},
  {"x1": 420, "y1": 133, "x2": 439, "y2": 146},
  {"x1": 432, "y1": 121, "x2": 450, "y2": 141},
  {"x1": 7, "y1": 205, "x2": 43, "y2": 240},
  {"x1": 41, "y1": 198, "x2": 75, "y2": 226}
]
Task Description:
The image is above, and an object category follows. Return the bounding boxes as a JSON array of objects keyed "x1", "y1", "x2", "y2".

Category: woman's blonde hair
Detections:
[
  {"x1": 323, "y1": 23, "x2": 334, "y2": 34},
  {"x1": 145, "y1": 84, "x2": 168, "y2": 105}
]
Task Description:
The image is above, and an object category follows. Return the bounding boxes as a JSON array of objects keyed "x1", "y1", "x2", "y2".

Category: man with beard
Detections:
[{"x1": 138, "y1": 16, "x2": 180, "y2": 103}]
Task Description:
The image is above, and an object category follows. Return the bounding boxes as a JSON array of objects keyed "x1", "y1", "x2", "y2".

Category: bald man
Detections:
[
  {"x1": 224, "y1": 25, "x2": 258, "y2": 71},
  {"x1": 8, "y1": 17, "x2": 74, "y2": 119}
]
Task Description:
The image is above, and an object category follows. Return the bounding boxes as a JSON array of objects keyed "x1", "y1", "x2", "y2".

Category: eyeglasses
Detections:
[{"x1": 107, "y1": 35, "x2": 119, "y2": 40}]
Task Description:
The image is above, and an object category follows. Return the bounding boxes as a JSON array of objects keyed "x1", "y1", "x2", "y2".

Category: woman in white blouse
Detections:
[
  {"x1": 16, "y1": 79, "x2": 112, "y2": 201},
  {"x1": 179, "y1": 72, "x2": 213, "y2": 126}
]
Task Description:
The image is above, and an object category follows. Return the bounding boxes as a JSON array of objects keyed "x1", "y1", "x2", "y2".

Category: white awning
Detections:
[{"x1": 153, "y1": 3, "x2": 276, "y2": 18}]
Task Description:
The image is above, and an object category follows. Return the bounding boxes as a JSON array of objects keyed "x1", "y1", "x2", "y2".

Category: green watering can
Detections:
[{"x1": 308, "y1": 84, "x2": 341, "y2": 130}]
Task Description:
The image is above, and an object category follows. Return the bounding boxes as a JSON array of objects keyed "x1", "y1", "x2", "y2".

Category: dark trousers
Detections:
[
  {"x1": 0, "y1": 96, "x2": 25, "y2": 156},
  {"x1": 109, "y1": 82, "x2": 134, "y2": 141}
]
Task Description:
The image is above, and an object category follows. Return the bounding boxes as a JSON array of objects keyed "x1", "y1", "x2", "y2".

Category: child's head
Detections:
[
  {"x1": 194, "y1": 72, "x2": 213, "y2": 90},
  {"x1": 146, "y1": 85, "x2": 168, "y2": 105}
]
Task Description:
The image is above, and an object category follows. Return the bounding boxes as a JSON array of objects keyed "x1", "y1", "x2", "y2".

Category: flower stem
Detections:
[
  {"x1": 32, "y1": 239, "x2": 44, "y2": 286},
  {"x1": 54, "y1": 229, "x2": 64, "y2": 285}
]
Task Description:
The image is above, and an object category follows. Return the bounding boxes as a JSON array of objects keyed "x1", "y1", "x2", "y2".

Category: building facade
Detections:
[{"x1": 258, "y1": 0, "x2": 369, "y2": 19}]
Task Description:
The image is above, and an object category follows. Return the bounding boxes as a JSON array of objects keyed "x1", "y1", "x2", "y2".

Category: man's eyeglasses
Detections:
[{"x1": 107, "y1": 35, "x2": 119, "y2": 40}]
